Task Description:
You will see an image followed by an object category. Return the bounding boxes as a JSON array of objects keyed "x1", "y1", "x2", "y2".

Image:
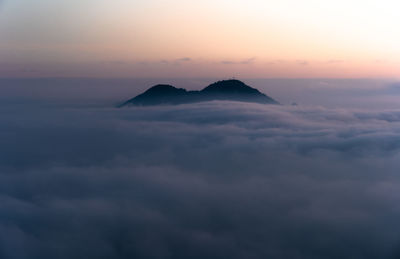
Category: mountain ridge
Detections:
[{"x1": 119, "y1": 79, "x2": 278, "y2": 107}]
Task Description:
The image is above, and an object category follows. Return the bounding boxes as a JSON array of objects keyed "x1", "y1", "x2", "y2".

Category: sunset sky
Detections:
[{"x1": 0, "y1": 0, "x2": 399, "y2": 78}]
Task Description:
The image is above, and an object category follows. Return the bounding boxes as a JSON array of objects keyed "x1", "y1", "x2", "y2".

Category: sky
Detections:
[{"x1": 0, "y1": 0, "x2": 399, "y2": 78}]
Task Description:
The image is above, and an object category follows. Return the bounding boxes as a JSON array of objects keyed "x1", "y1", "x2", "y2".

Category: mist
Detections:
[{"x1": 1, "y1": 78, "x2": 400, "y2": 258}]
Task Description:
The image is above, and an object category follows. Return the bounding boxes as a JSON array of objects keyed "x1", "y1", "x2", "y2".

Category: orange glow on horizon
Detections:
[{"x1": 0, "y1": 0, "x2": 399, "y2": 78}]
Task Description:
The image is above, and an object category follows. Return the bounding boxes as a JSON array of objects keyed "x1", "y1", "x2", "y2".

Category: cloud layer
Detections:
[{"x1": 1, "y1": 100, "x2": 400, "y2": 258}]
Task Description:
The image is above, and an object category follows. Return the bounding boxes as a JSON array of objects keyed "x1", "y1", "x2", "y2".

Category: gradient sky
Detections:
[{"x1": 0, "y1": 0, "x2": 399, "y2": 78}]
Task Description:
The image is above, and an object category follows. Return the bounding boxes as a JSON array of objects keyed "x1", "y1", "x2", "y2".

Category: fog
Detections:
[
  {"x1": 1, "y1": 78, "x2": 399, "y2": 109},
  {"x1": 1, "y1": 78, "x2": 400, "y2": 258}
]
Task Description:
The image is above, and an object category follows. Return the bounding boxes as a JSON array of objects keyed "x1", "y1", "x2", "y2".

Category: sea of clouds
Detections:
[{"x1": 1, "y1": 79, "x2": 400, "y2": 258}]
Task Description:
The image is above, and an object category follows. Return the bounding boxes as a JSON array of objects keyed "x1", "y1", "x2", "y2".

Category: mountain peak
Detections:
[
  {"x1": 202, "y1": 79, "x2": 259, "y2": 94},
  {"x1": 144, "y1": 84, "x2": 186, "y2": 94}
]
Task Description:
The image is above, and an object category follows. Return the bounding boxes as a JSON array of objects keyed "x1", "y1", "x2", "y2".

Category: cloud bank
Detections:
[{"x1": 1, "y1": 100, "x2": 400, "y2": 258}]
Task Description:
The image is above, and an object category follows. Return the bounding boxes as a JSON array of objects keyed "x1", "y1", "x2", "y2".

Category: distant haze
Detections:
[
  {"x1": 0, "y1": 0, "x2": 399, "y2": 78},
  {"x1": 1, "y1": 78, "x2": 399, "y2": 109}
]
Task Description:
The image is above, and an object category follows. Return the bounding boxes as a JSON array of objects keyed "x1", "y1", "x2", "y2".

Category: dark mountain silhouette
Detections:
[{"x1": 119, "y1": 79, "x2": 278, "y2": 107}]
